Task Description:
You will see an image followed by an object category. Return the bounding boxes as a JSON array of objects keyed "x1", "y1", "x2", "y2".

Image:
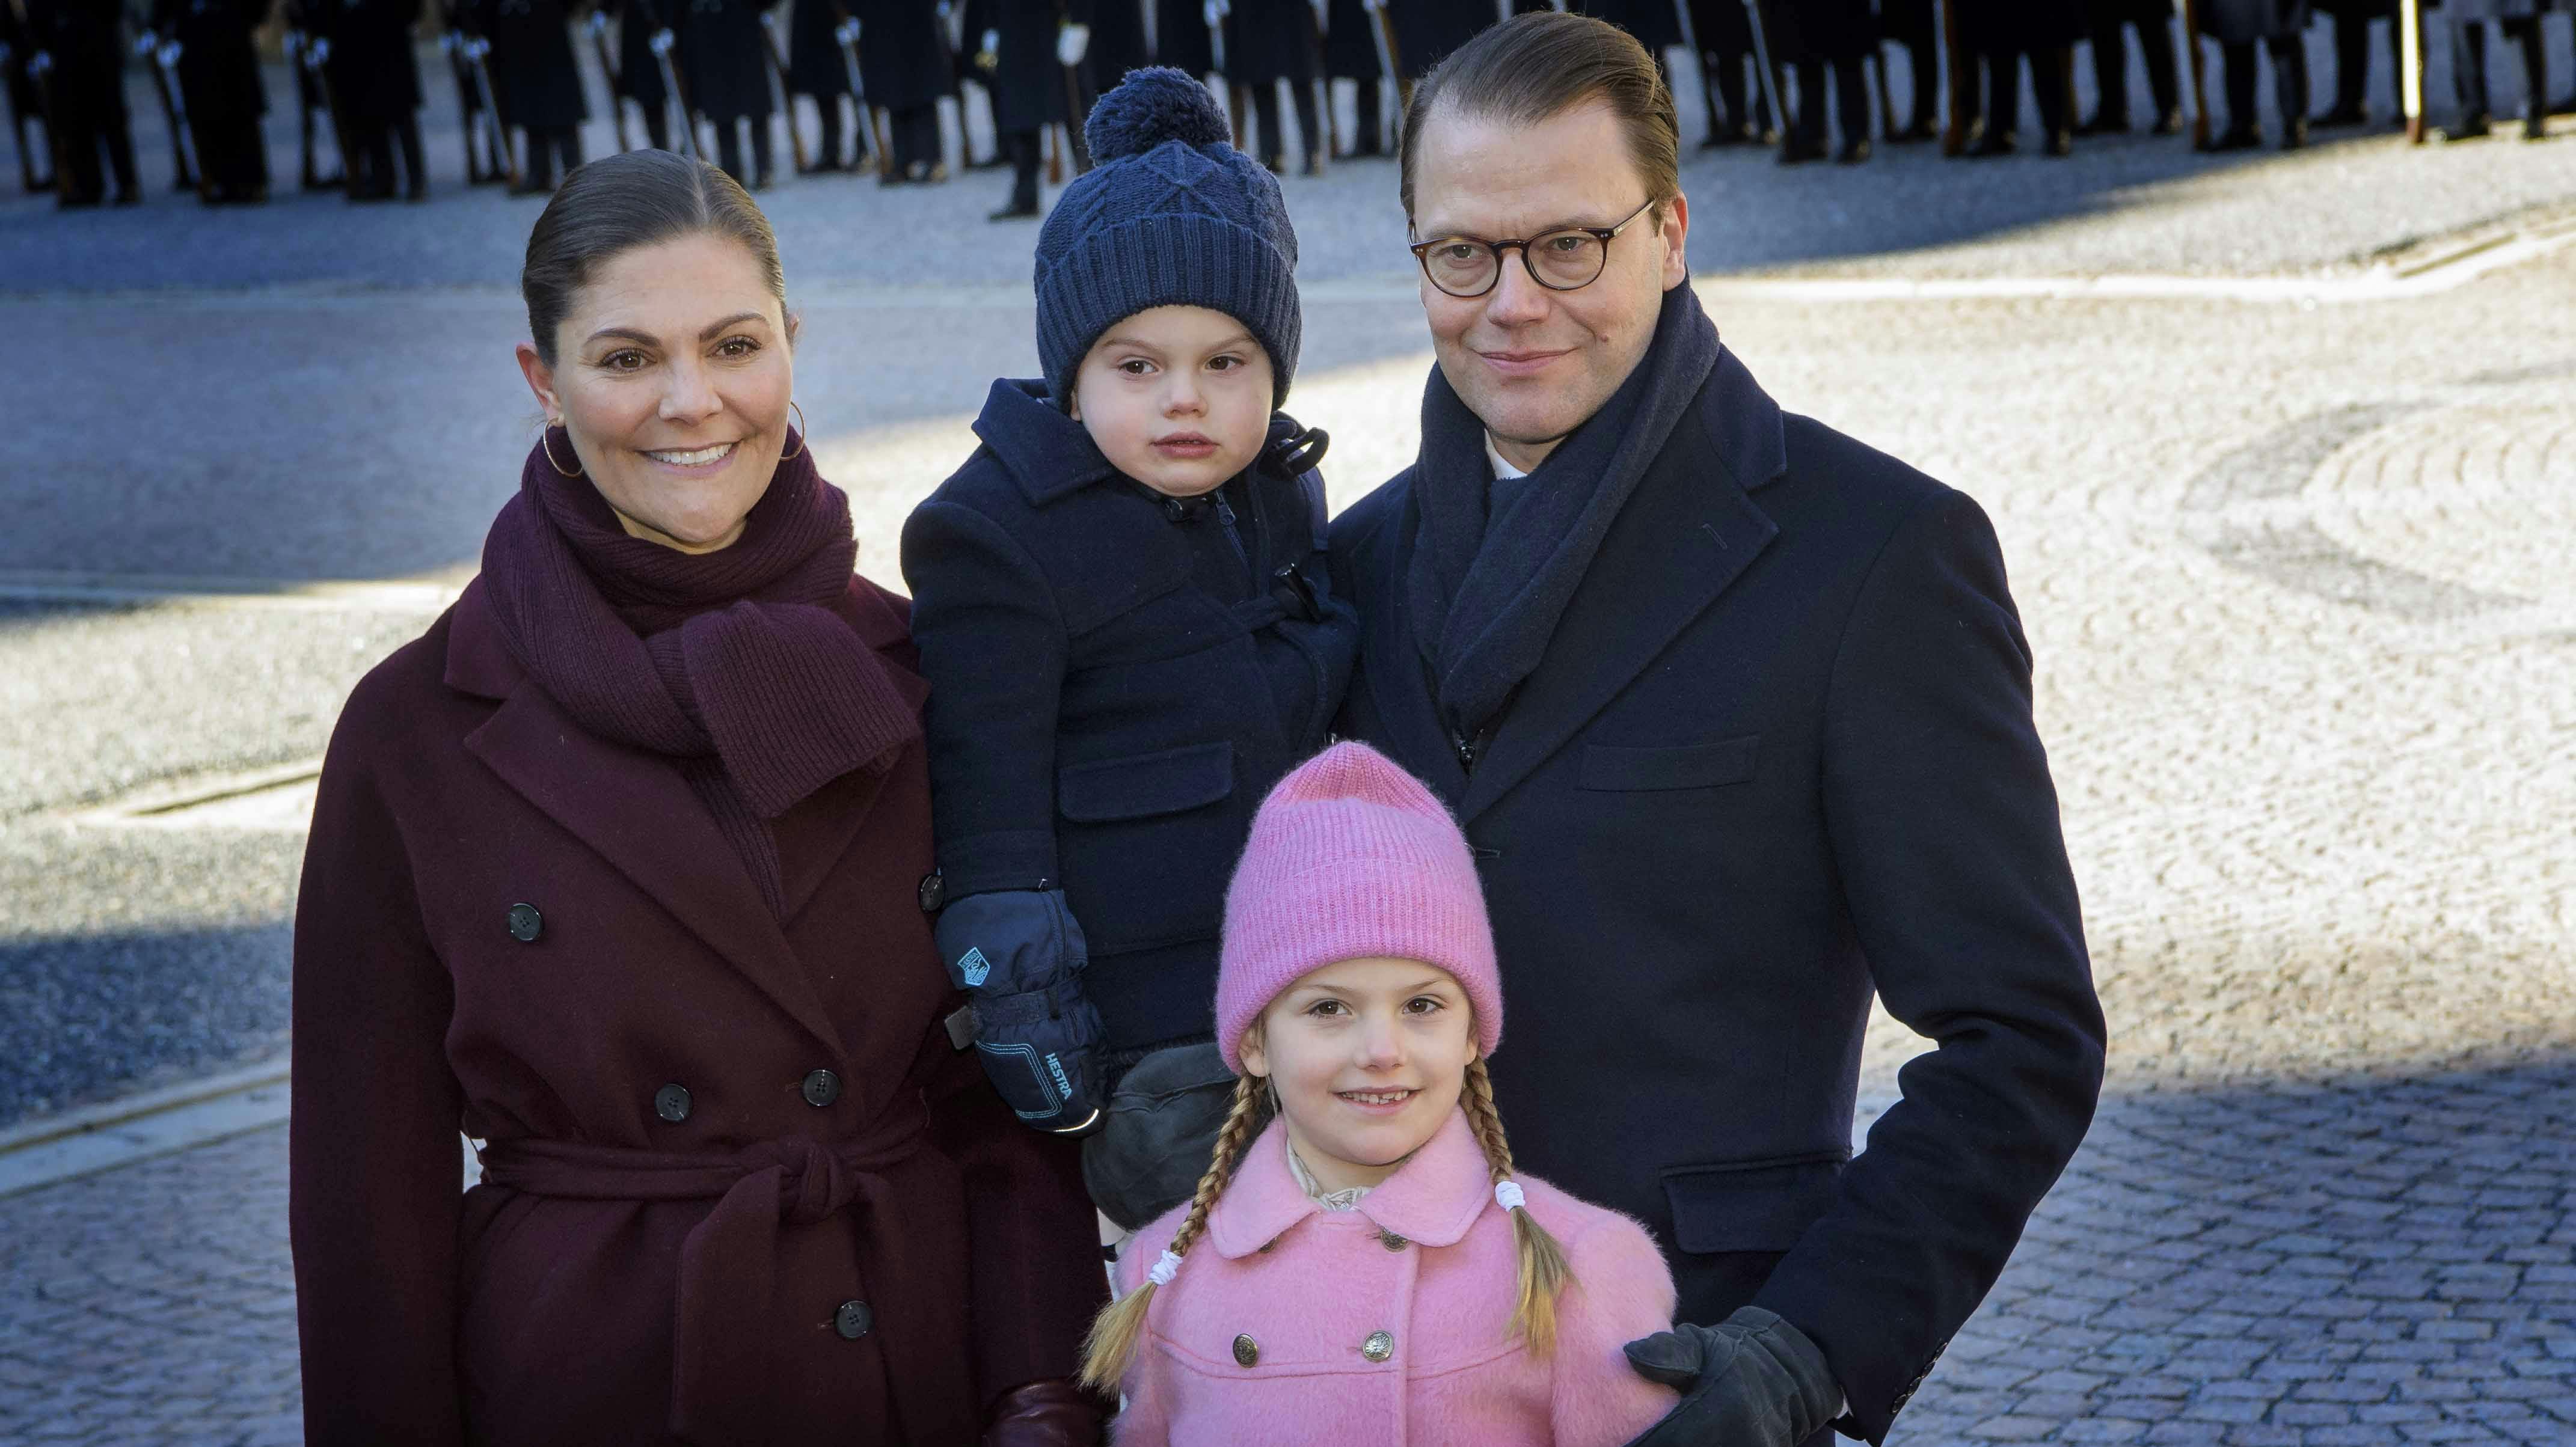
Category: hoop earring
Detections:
[
  {"x1": 780, "y1": 400, "x2": 806, "y2": 461},
  {"x1": 541, "y1": 423, "x2": 583, "y2": 478}
]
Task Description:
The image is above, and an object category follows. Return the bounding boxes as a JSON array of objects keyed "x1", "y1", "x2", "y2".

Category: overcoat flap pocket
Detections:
[
  {"x1": 1058, "y1": 742, "x2": 1236, "y2": 823},
  {"x1": 1580, "y1": 735, "x2": 1760, "y2": 792},
  {"x1": 1662, "y1": 1151, "x2": 1846, "y2": 1255}
]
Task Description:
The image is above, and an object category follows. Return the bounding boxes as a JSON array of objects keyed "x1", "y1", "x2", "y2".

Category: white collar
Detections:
[
  {"x1": 1484, "y1": 434, "x2": 1529, "y2": 482},
  {"x1": 1287, "y1": 1139, "x2": 1375, "y2": 1212}
]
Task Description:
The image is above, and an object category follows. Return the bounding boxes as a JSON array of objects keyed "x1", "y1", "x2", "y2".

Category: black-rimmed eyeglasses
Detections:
[{"x1": 1408, "y1": 197, "x2": 1662, "y2": 299}]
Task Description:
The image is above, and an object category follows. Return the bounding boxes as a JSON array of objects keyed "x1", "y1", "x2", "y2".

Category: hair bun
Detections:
[{"x1": 1084, "y1": 67, "x2": 1233, "y2": 162}]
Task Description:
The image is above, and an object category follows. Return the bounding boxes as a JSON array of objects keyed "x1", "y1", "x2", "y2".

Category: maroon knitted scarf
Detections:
[{"x1": 482, "y1": 427, "x2": 918, "y2": 914}]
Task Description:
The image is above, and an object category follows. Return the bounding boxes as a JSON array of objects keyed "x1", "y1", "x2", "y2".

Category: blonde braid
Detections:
[
  {"x1": 1078, "y1": 1071, "x2": 1270, "y2": 1391},
  {"x1": 1461, "y1": 1056, "x2": 1574, "y2": 1356}
]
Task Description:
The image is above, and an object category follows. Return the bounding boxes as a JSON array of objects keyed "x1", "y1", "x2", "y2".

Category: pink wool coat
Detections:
[{"x1": 1111, "y1": 1109, "x2": 1682, "y2": 1446}]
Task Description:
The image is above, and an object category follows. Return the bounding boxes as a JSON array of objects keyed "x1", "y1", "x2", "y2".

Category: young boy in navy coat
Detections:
[{"x1": 901, "y1": 69, "x2": 1357, "y2": 1226}]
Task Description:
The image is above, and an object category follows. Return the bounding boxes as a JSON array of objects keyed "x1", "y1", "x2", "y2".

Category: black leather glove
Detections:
[
  {"x1": 1619, "y1": 1306, "x2": 1842, "y2": 1447},
  {"x1": 982, "y1": 1377, "x2": 1112, "y2": 1446}
]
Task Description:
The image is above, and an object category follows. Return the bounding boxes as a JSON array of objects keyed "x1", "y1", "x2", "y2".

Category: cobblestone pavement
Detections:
[
  {"x1": 0, "y1": 1129, "x2": 297, "y2": 1447},
  {"x1": 4, "y1": 105, "x2": 2574, "y2": 1443}
]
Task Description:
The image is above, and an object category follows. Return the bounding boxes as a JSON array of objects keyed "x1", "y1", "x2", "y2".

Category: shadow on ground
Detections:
[{"x1": 0, "y1": 923, "x2": 292, "y2": 1129}]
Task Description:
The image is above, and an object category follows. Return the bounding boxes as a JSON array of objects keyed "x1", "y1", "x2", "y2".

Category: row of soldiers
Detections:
[
  {"x1": 1694, "y1": 0, "x2": 2574, "y2": 162},
  {"x1": 6, "y1": 0, "x2": 2568, "y2": 211}
]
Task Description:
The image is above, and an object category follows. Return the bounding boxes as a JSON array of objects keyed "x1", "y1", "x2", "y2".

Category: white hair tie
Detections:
[
  {"x1": 1146, "y1": 1249, "x2": 1183, "y2": 1287},
  {"x1": 1494, "y1": 1180, "x2": 1526, "y2": 1213}
]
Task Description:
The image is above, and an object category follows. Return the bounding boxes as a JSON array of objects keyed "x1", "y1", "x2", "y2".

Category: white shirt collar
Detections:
[{"x1": 1484, "y1": 434, "x2": 1529, "y2": 482}]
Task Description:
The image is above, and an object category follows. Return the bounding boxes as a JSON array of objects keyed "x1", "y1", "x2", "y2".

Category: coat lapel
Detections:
[
  {"x1": 1458, "y1": 356, "x2": 1787, "y2": 824},
  {"x1": 447, "y1": 584, "x2": 850, "y2": 1054}
]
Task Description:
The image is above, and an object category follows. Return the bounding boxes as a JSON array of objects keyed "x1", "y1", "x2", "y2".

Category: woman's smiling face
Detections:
[
  {"x1": 1239, "y1": 956, "x2": 1478, "y2": 1194},
  {"x1": 515, "y1": 231, "x2": 797, "y2": 554}
]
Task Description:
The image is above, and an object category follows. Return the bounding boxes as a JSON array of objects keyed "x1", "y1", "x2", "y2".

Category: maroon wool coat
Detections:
[{"x1": 289, "y1": 573, "x2": 1106, "y2": 1446}]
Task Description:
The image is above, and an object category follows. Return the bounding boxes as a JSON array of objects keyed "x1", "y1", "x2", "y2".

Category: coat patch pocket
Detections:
[
  {"x1": 1661, "y1": 1151, "x2": 1847, "y2": 1254},
  {"x1": 1579, "y1": 735, "x2": 1760, "y2": 792},
  {"x1": 1058, "y1": 741, "x2": 1236, "y2": 823}
]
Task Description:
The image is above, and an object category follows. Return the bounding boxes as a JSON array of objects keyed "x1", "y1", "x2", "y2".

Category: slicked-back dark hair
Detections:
[
  {"x1": 1398, "y1": 11, "x2": 1680, "y2": 225},
  {"x1": 520, "y1": 149, "x2": 787, "y2": 366}
]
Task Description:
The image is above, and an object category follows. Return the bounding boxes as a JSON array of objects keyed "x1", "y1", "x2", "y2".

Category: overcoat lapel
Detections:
[
  {"x1": 448, "y1": 586, "x2": 850, "y2": 1054},
  {"x1": 1458, "y1": 357, "x2": 1788, "y2": 824}
]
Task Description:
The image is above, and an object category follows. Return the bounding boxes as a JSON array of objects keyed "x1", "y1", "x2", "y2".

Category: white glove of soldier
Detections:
[
  {"x1": 309, "y1": 37, "x2": 333, "y2": 64},
  {"x1": 134, "y1": 31, "x2": 158, "y2": 58},
  {"x1": 650, "y1": 26, "x2": 675, "y2": 54},
  {"x1": 835, "y1": 16, "x2": 859, "y2": 42},
  {"x1": 1056, "y1": 22, "x2": 1088, "y2": 66},
  {"x1": 1203, "y1": 0, "x2": 1223, "y2": 25},
  {"x1": 159, "y1": 41, "x2": 183, "y2": 67}
]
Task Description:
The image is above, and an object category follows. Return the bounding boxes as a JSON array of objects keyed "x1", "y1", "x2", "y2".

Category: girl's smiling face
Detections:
[
  {"x1": 1239, "y1": 956, "x2": 1477, "y2": 1194},
  {"x1": 1068, "y1": 305, "x2": 1274, "y2": 499}
]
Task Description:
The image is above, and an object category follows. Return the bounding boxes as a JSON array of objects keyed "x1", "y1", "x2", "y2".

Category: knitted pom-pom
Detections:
[{"x1": 1085, "y1": 67, "x2": 1233, "y2": 162}]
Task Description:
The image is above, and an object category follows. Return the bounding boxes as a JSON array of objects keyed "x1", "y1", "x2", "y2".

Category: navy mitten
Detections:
[{"x1": 933, "y1": 889, "x2": 1108, "y2": 1134}]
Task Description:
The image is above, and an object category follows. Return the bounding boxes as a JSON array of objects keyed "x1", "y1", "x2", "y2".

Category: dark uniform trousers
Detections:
[
  {"x1": 2453, "y1": 14, "x2": 2550, "y2": 127},
  {"x1": 2083, "y1": 1, "x2": 2179, "y2": 126},
  {"x1": 26, "y1": 0, "x2": 140, "y2": 205}
]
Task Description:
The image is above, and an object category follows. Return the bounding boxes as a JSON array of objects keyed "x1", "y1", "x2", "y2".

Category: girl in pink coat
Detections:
[{"x1": 1081, "y1": 741, "x2": 1682, "y2": 1446}]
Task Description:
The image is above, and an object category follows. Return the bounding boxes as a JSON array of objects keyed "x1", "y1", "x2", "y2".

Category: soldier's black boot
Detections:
[
  {"x1": 2078, "y1": 21, "x2": 2128, "y2": 134},
  {"x1": 989, "y1": 129, "x2": 1040, "y2": 219},
  {"x1": 2507, "y1": 20, "x2": 2547, "y2": 138},
  {"x1": 397, "y1": 117, "x2": 428, "y2": 201},
  {"x1": 2315, "y1": 12, "x2": 2369, "y2": 127},
  {"x1": 1969, "y1": 50, "x2": 2019, "y2": 155},
  {"x1": 2201, "y1": 43, "x2": 2262, "y2": 150},
  {"x1": 2439, "y1": 20, "x2": 2496, "y2": 141},
  {"x1": 2272, "y1": 40, "x2": 2310, "y2": 149}
]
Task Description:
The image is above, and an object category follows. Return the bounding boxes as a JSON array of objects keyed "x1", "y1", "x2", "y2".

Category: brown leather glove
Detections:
[{"x1": 983, "y1": 1377, "x2": 1113, "y2": 1447}]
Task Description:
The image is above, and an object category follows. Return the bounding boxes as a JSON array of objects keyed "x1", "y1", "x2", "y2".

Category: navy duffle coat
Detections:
[{"x1": 900, "y1": 379, "x2": 1357, "y2": 1057}]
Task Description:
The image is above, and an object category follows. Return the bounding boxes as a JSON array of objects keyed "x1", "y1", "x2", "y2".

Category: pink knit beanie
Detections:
[{"x1": 1214, "y1": 742, "x2": 1501, "y2": 1073}]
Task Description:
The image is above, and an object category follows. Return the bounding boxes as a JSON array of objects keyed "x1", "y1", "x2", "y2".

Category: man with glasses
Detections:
[{"x1": 1330, "y1": 13, "x2": 2105, "y2": 1446}]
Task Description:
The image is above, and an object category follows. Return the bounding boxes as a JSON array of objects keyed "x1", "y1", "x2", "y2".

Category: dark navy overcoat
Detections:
[
  {"x1": 900, "y1": 380, "x2": 1357, "y2": 1057},
  {"x1": 1329, "y1": 343, "x2": 2106, "y2": 1446}
]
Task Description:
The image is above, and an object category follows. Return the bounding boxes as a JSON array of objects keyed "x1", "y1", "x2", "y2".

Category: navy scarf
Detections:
[{"x1": 1405, "y1": 284, "x2": 1725, "y2": 744}]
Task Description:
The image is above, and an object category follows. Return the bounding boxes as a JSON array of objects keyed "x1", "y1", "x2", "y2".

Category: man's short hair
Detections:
[{"x1": 1398, "y1": 11, "x2": 1682, "y2": 226}]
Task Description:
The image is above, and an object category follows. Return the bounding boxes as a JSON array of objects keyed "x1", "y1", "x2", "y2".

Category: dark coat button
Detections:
[
  {"x1": 834, "y1": 1300, "x2": 873, "y2": 1339},
  {"x1": 802, "y1": 1069, "x2": 841, "y2": 1107},
  {"x1": 653, "y1": 1083, "x2": 692, "y2": 1123},
  {"x1": 506, "y1": 903, "x2": 542, "y2": 943},
  {"x1": 917, "y1": 870, "x2": 944, "y2": 913}
]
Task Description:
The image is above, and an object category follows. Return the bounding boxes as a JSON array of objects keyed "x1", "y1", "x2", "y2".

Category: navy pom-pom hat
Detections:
[{"x1": 1034, "y1": 68, "x2": 1302, "y2": 408}]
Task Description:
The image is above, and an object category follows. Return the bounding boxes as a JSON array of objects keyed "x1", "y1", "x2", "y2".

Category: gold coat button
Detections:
[
  {"x1": 1233, "y1": 1333, "x2": 1260, "y2": 1367},
  {"x1": 1379, "y1": 1229, "x2": 1408, "y2": 1250},
  {"x1": 1361, "y1": 1330, "x2": 1395, "y2": 1362}
]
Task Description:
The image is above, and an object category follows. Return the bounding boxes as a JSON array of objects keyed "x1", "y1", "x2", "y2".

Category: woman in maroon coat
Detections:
[{"x1": 289, "y1": 148, "x2": 1109, "y2": 1447}]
